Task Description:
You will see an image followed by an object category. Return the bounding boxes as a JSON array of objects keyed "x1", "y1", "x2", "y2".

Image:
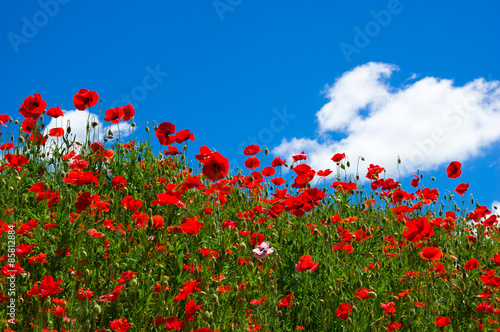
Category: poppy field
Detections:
[{"x1": 1, "y1": 90, "x2": 500, "y2": 331}]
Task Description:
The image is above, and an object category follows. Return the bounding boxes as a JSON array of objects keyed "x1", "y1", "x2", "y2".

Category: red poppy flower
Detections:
[
  {"x1": 295, "y1": 255, "x2": 319, "y2": 272},
  {"x1": 174, "y1": 129, "x2": 195, "y2": 144},
  {"x1": 87, "y1": 228, "x2": 104, "y2": 238},
  {"x1": 354, "y1": 288, "x2": 373, "y2": 301},
  {"x1": 464, "y1": 258, "x2": 479, "y2": 270},
  {"x1": 73, "y1": 89, "x2": 98, "y2": 111},
  {"x1": 250, "y1": 296, "x2": 268, "y2": 305},
  {"x1": 77, "y1": 288, "x2": 93, "y2": 301},
  {"x1": 278, "y1": 294, "x2": 294, "y2": 307},
  {"x1": 46, "y1": 106, "x2": 64, "y2": 118},
  {"x1": 454, "y1": 183, "x2": 469, "y2": 195},
  {"x1": 104, "y1": 107, "x2": 125, "y2": 123},
  {"x1": 335, "y1": 302, "x2": 353, "y2": 320},
  {"x1": 403, "y1": 217, "x2": 434, "y2": 243},
  {"x1": 111, "y1": 176, "x2": 127, "y2": 190},
  {"x1": 109, "y1": 317, "x2": 132, "y2": 332},
  {"x1": 156, "y1": 122, "x2": 176, "y2": 145},
  {"x1": 433, "y1": 316, "x2": 450, "y2": 327},
  {"x1": 117, "y1": 270, "x2": 137, "y2": 285},
  {"x1": 182, "y1": 300, "x2": 202, "y2": 321},
  {"x1": 19, "y1": 93, "x2": 47, "y2": 119},
  {"x1": 271, "y1": 177, "x2": 286, "y2": 186},
  {"x1": 410, "y1": 174, "x2": 419, "y2": 187},
  {"x1": 164, "y1": 146, "x2": 182, "y2": 156},
  {"x1": 419, "y1": 247, "x2": 442, "y2": 261},
  {"x1": 245, "y1": 156, "x2": 260, "y2": 169},
  {"x1": 202, "y1": 152, "x2": 229, "y2": 182},
  {"x1": 36, "y1": 275, "x2": 64, "y2": 300},
  {"x1": 15, "y1": 243, "x2": 35, "y2": 258},
  {"x1": 249, "y1": 232, "x2": 265, "y2": 246},
  {"x1": 446, "y1": 161, "x2": 462, "y2": 178},
  {"x1": 292, "y1": 151, "x2": 307, "y2": 162},
  {"x1": 1, "y1": 262, "x2": 25, "y2": 277},
  {"x1": 317, "y1": 169, "x2": 332, "y2": 177},
  {"x1": 5, "y1": 154, "x2": 29, "y2": 171},
  {"x1": 48, "y1": 128, "x2": 64, "y2": 137},
  {"x1": 21, "y1": 118, "x2": 36, "y2": 133},
  {"x1": 366, "y1": 164, "x2": 385, "y2": 180},
  {"x1": 243, "y1": 144, "x2": 261, "y2": 155},
  {"x1": 180, "y1": 216, "x2": 205, "y2": 234},
  {"x1": 271, "y1": 157, "x2": 286, "y2": 167},
  {"x1": 121, "y1": 196, "x2": 143, "y2": 211},
  {"x1": 122, "y1": 104, "x2": 135, "y2": 121},
  {"x1": 199, "y1": 248, "x2": 220, "y2": 259},
  {"x1": 0, "y1": 143, "x2": 14, "y2": 151},
  {"x1": 331, "y1": 153, "x2": 346, "y2": 162},
  {"x1": 0, "y1": 114, "x2": 9, "y2": 126}
]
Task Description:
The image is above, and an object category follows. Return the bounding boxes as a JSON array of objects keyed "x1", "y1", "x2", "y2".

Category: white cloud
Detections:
[
  {"x1": 43, "y1": 109, "x2": 132, "y2": 154},
  {"x1": 273, "y1": 62, "x2": 500, "y2": 180}
]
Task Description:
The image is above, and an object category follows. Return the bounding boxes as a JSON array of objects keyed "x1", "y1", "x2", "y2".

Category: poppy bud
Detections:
[
  {"x1": 93, "y1": 304, "x2": 101, "y2": 315},
  {"x1": 264, "y1": 147, "x2": 269, "y2": 155},
  {"x1": 431, "y1": 176, "x2": 436, "y2": 181},
  {"x1": 85, "y1": 269, "x2": 90, "y2": 276},
  {"x1": 256, "y1": 277, "x2": 262, "y2": 286},
  {"x1": 305, "y1": 317, "x2": 311, "y2": 326},
  {"x1": 277, "y1": 310, "x2": 282, "y2": 317},
  {"x1": 361, "y1": 157, "x2": 365, "y2": 161},
  {"x1": 82, "y1": 250, "x2": 87, "y2": 258},
  {"x1": 202, "y1": 311, "x2": 211, "y2": 322},
  {"x1": 9, "y1": 117, "x2": 13, "y2": 123},
  {"x1": 238, "y1": 242, "x2": 247, "y2": 251},
  {"x1": 130, "y1": 279, "x2": 138, "y2": 287},
  {"x1": 368, "y1": 291, "x2": 377, "y2": 298},
  {"x1": 16, "y1": 135, "x2": 21, "y2": 142},
  {"x1": 346, "y1": 161, "x2": 350, "y2": 167},
  {"x1": 131, "y1": 122, "x2": 136, "y2": 127}
]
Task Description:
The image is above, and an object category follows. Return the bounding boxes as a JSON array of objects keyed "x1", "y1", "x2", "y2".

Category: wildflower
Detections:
[
  {"x1": 243, "y1": 144, "x2": 261, "y2": 155},
  {"x1": 335, "y1": 302, "x2": 353, "y2": 320},
  {"x1": 253, "y1": 242, "x2": 274, "y2": 259},
  {"x1": 295, "y1": 255, "x2": 319, "y2": 272},
  {"x1": 419, "y1": 247, "x2": 442, "y2": 261},
  {"x1": 73, "y1": 89, "x2": 98, "y2": 111},
  {"x1": 433, "y1": 316, "x2": 450, "y2": 327},
  {"x1": 446, "y1": 161, "x2": 461, "y2": 178},
  {"x1": 331, "y1": 153, "x2": 346, "y2": 162}
]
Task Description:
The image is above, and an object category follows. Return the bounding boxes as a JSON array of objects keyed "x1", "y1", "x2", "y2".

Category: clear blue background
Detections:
[{"x1": 1, "y1": 0, "x2": 499, "y2": 209}]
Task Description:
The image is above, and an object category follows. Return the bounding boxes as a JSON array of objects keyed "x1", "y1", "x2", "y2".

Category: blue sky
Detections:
[{"x1": 2, "y1": 0, "x2": 500, "y2": 212}]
